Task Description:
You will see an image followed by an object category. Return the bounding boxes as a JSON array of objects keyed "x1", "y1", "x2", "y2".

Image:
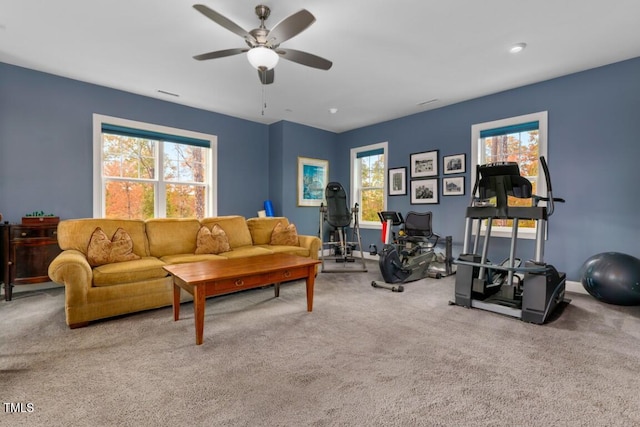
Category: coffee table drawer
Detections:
[
  {"x1": 214, "y1": 273, "x2": 269, "y2": 292},
  {"x1": 268, "y1": 266, "x2": 309, "y2": 283}
]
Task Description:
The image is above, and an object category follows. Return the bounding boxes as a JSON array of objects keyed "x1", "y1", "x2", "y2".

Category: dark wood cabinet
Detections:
[{"x1": 1, "y1": 223, "x2": 62, "y2": 301}]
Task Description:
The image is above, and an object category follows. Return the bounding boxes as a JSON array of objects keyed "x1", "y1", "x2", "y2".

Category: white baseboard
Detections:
[
  {"x1": 320, "y1": 249, "x2": 377, "y2": 260},
  {"x1": 565, "y1": 280, "x2": 587, "y2": 295},
  {"x1": 1, "y1": 281, "x2": 61, "y2": 298},
  {"x1": 330, "y1": 249, "x2": 588, "y2": 295}
]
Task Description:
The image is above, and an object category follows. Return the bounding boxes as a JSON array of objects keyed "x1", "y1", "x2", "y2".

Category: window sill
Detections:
[
  {"x1": 474, "y1": 227, "x2": 536, "y2": 240},
  {"x1": 359, "y1": 222, "x2": 382, "y2": 230}
]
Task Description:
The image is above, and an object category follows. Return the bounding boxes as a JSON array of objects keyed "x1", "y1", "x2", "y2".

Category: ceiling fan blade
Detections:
[
  {"x1": 277, "y1": 48, "x2": 332, "y2": 70},
  {"x1": 258, "y1": 68, "x2": 275, "y2": 85},
  {"x1": 193, "y1": 48, "x2": 248, "y2": 61},
  {"x1": 267, "y1": 9, "x2": 315, "y2": 45},
  {"x1": 193, "y1": 4, "x2": 256, "y2": 43}
]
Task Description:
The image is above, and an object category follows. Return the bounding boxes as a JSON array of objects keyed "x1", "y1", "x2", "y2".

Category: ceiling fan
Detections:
[{"x1": 192, "y1": 4, "x2": 332, "y2": 85}]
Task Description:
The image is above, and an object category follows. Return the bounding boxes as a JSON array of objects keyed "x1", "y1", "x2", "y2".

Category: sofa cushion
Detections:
[
  {"x1": 87, "y1": 227, "x2": 141, "y2": 267},
  {"x1": 270, "y1": 222, "x2": 300, "y2": 246},
  {"x1": 256, "y1": 245, "x2": 310, "y2": 258},
  {"x1": 146, "y1": 218, "x2": 201, "y2": 257},
  {"x1": 160, "y1": 253, "x2": 227, "y2": 264},
  {"x1": 247, "y1": 217, "x2": 290, "y2": 245},
  {"x1": 195, "y1": 225, "x2": 231, "y2": 254},
  {"x1": 201, "y1": 216, "x2": 252, "y2": 249},
  {"x1": 57, "y1": 219, "x2": 148, "y2": 257},
  {"x1": 92, "y1": 257, "x2": 168, "y2": 287},
  {"x1": 218, "y1": 245, "x2": 273, "y2": 259}
]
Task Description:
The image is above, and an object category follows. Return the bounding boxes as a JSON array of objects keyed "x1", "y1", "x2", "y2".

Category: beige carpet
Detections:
[{"x1": 2, "y1": 262, "x2": 640, "y2": 426}]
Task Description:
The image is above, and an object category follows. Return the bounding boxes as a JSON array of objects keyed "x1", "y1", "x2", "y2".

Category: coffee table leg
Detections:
[
  {"x1": 274, "y1": 282, "x2": 280, "y2": 297},
  {"x1": 173, "y1": 282, "x2": 181, "y2": 321},
  {"x1": 306, "y1": 266, "x2": 315, "y2": 312},
  {"x1": 193, "y1": 285, "x2": 205, "y2": 345}
]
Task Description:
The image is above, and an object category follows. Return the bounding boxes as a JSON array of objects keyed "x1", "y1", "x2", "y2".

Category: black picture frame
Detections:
[
  {"x1": 410, "y1": 150, "x2": 438, "y2": 178},
  {"x1": 443, "y1": 153, "x2": 466, "y2": 174},
  {"x1": 410, "y1": 178, "x2": 439, "y2": 204},
  {"x1": 388, "y1": 167, "x2": 407, "y2": 196},
  {"x1": 442, "y1": 176, "x2": 465, "y2": 196}
]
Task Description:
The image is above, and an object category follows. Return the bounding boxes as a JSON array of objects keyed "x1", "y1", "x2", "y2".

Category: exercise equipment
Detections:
[
  {"x1": 371, "y1": 211, "x2": 455, "y2": 292},
  {"x1": 319, "y1": 182, "x2": 367, "y2": 272},
  {"x1": 580, "y1": 252, "x2": 640, "y2": 305},
  {"x1": 263, "y1": 200, "x2": 275, "y2": 217},
  {"x1": 450, "y1": 156, "x2": 570, "y2": 324}
]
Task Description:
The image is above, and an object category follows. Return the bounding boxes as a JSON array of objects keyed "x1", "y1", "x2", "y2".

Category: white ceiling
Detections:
[{"x1": 2, "y1": 1, "x2": 640, "y2": 133}]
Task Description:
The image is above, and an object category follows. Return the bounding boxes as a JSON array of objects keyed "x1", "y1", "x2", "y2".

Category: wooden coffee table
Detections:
[{"x1": 163, "y1": 253, "x2": 321, "y2": 345}]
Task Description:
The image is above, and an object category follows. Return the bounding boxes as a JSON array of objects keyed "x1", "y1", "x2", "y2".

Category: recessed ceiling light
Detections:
[
  {"x1": 328, "y1": 108, "x2": 338, "y2": 114},
  {"x1": 509, "y1": 43, "x2": 527, "y2": 54}
]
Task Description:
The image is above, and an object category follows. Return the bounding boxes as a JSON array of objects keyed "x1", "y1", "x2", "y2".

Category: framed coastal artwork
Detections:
[{"x1": 297, "y1": 157, "x2": 329, "y2": 206}]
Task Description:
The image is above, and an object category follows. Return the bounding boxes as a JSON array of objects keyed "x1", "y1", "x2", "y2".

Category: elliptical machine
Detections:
[
  {"x1": 450, "y1": 156, "x2": 570, "y2": 324},
  {"x1": 371, "y1": 211, "x2": 455, "y2": 292}
]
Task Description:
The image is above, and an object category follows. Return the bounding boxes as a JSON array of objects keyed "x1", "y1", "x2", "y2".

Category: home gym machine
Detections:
[
  {"x1": 450, "y1": 157, "x2": 570, "y2": 324},
  {"x1": 319, "y1": 182, "x2": 367, "y2": 273},
  {"x1": 371, "y1": 211, "x2": 456, "y2": 292}
]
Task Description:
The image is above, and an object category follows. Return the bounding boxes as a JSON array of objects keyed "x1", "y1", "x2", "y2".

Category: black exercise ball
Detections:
[{"x1": 580, "y1": 252, "x2": 640, "y2": 305}]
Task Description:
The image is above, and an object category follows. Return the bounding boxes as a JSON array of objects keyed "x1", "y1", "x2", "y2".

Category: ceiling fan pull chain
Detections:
[{"x1": 261, "y1": 83, "x2": 267, "y2": 115}]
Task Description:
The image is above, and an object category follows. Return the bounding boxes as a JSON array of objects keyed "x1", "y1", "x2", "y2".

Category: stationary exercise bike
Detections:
[{"x1": 371, "y1": 211, "x2": 455, "y2": 292}]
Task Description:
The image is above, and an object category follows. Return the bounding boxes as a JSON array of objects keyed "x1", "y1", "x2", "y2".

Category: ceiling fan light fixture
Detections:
[{"x1": 247, "y1": 46, "x2": 279, "y2": 70}]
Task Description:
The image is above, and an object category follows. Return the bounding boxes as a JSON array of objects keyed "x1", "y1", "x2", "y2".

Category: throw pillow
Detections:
[
  {"x1": 270, "y1": 222, "x2": 299, "y2": 246},
  {"x1": 195, "y1": 225, "x2": 231, "y2": 254},
  {"x1": 87, "y1": 227, "x2": 141, "y2": 267}
]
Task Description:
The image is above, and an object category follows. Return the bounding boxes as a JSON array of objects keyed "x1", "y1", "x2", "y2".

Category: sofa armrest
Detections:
[
  {"x1": 48, "y1": 249, "x2": 93, "y2": 306},
  {"x1": 298, "y1": 235, "x2": 321, "y2": 260}
]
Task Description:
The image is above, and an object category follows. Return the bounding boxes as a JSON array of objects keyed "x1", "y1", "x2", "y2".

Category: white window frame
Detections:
[
  {"x1": 471, "y1": 111, "x2": 548, "y2": 239},
  {"x1": 92, "y1": 114, "x2": 217, "y2": 218},
  {"x1": 350, "y1": 141, "x2": 388, "y2": 229}
]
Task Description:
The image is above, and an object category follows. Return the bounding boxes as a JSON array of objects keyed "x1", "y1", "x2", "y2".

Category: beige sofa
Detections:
[{"x1": 48, "y1": 216, "x2": 320, "y2": 328}]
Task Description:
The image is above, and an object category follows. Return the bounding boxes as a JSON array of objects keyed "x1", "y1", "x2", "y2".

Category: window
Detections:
[
  {"x1": 471, "y1": 111, "x2": 548, "y2": 238},
  {"x1": 350, "y1": 142, "x2": 387, "y2": 228},
  {"x1": 93, "y1": 114, "x2": 217, "y2": 219}
]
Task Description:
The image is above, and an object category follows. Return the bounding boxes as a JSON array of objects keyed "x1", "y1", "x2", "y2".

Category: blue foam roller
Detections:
[{"x1": 264, "y1": 200, "x2": 274, "y2": 217}]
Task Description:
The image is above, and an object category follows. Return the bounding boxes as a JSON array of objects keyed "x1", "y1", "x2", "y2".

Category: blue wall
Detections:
[
  {"x1": 2, "y1": 57, "x2": 639, "y2": 281},
  {"x1": 337, "y1": 57, "x2": 640, "y2": 281},
  {"x1": 268, "y1": 121, "x2": 338, "y2": 235},
  {"x1": 0, "y1": 63, "x2": 269, "y2": 221}
]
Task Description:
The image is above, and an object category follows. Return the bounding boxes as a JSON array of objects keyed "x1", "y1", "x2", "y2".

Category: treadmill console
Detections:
[{"x1": 478, "y1": 161, "x2": 521, "y2": 177}]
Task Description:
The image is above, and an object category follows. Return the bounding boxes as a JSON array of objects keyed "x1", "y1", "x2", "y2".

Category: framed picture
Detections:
[
  {"x1": 410, "y1": 150, "x2": 438, "y2": 178},
  {"x1": 443, "y1": 153, "x2": 466, "y2": 174},
  {"x1": 443, "y1": 176, "x2": 465, "y2": 196},
  {"x1": 388, "y1": 167, "x2": 407, "y2": 196},
  {"x1": 410, "y1": 178, "x2": 439, "y2": 204},
  {"x1": 297, "y1": 157, "x2": 329, "y2": 207}
]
